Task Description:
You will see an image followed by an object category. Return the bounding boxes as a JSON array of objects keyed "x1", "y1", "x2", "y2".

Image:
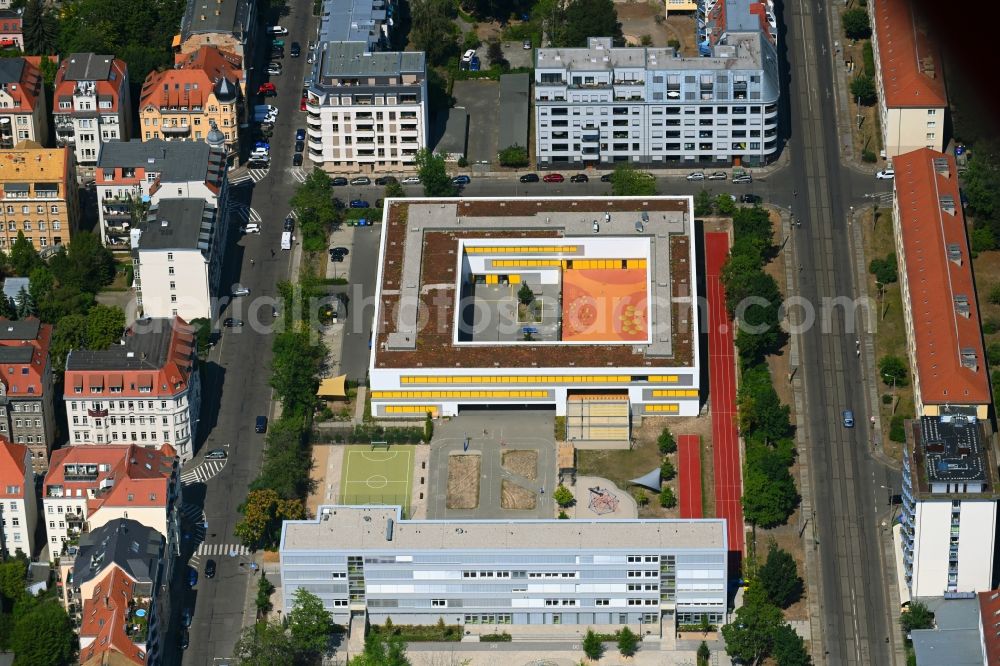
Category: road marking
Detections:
[
  {"x1": 181, "y1": 459, "x2": 228, "y2": 485},
  {"x1": 249, "y1": 169, "x2": 270, "y2": 183},
  {"x1": 196, "y1": 543, "x2": 251, "y2": 556},
  {"x1": 229, "y1": 172, "x2": 253, "y2": 185},
  {"x1": 291, "y1": 168, "x2": 308, "y2": 183}
]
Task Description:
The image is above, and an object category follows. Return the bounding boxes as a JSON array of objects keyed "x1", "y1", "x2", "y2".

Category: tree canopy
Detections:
[
  {"x1": 233, "y1": 620, "x2": 295, "y2": 666},
  {"x1": 610, "y1": 163, "x2": 657, "y2": 196},
  {"x1": 551, "y1": 0, "x2": 623, "y2": 47},
  {"x1": 409, "y1": 0, "x2": 458, "y2": 66},
  {"x1": 414, "y1": 150, "x2": 455, "y2": 197},
  {"x1": 9, "y1": 595, "x2": 77, "y2": 666},
  {"x1": 349, "y1": 633, "x2": 411, "y2": 666},
  {"x1": 721, "y1": 586, "x2": 784, "y2": 665},
  {"x1": 757, "y1": 542, "x2": 803, "y2": 608},
  {"x1": 234, "y1": 488, "x2": 306, "y2": 550},
  {"x1": 290, "y1": 170, "x2": 338, "y2": 252},
  {"x1": 288, "y1": 588, "x2": 335, "y2": 661}
]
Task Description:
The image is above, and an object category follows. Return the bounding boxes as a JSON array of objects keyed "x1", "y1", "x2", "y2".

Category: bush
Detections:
[
  {"x1": 988, "y1": 342, "x2": 1000, "y2": 366},
  {"x1": 661, "y1": 458, "x2": 676, "y2": 481},
  {"x1": 989, "y1": 284, "x2": 1000, "y2": 306},
  {"x1": 971, "y1": 227, "x2": 997, "y2": 252},
  {"x1": 498, "y1": 144, "x2": 529, "y2": 168},
  {"x1": 480, "y1": 632, "x2": 512, "y2": 642},
  {"x1": 851, "y1": 73, "x2": 877, "y2": 106},
  {"x1": 558, "y1": 510, "x2": 569, "y2": 519},
  {"x1": 659, "y1": 485, "x2": 677, "y2": 508},
  {"x1": 667, "y1": 38, "x2": 680, "y2": 49},
  {"x1": 862, "y1": 149, "x2": 878, "y2": 163},
  {"x1": 882, "y1": 394, "x2": 893, "y2": 405},
  {"x1": 862, "y1": 40, "x2": 875, "y2": 76},
  {"x1": 658, "y1": 427, "x2": 677, "y2": 454},
  {"x1": 457, "y1": 156, "x2": 469, "y2": 167},
  {"x1": 843, "y1": 7, "x2": 871, "y2": 39},
  {"x1": 889, "y1": 414, "x2": 906, "y2": 443},
  {"x1": 553, "y1": 484, "x2": 575, "y2": 508},
  {"x1": 983, "y1": 318, "x2": 1000, "y2": 335}
]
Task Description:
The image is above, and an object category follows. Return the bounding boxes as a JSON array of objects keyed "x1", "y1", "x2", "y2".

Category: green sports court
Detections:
[{"x1": 339, "y1": 445, "x2": 414, "y2": 515}]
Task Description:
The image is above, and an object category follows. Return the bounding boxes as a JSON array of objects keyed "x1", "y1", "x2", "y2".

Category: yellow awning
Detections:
[
  {"x1": 317, "y1": 375, "x2": 348, "y2": 398},
  {"x1": 172, "y1": 34, "x2": 182, "y2": 48}
]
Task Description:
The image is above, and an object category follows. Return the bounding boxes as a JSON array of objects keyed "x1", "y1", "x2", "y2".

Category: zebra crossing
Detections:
[
  {"x1": 249, "y1": 169, "x2": 270, "y2": 183},
  {"x1": 180, "y1": 458, "x2": 228, "y2": 486},
  {"x1": 291, "y1": 167, "x2": 308, "y2": 183},
  {"x1": 196, "y1": 542, "x2": 251, "y2": 557}
]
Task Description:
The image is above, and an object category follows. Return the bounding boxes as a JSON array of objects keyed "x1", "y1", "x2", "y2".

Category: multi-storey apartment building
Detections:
[
  {"x1": 42, "y1": 443, "x2": 180, "y2": 558},
  {"x1": 281, "y1": 506, "x2": 727, "y2": 631},
  {"x1": 64, "y1": 319, "x2": 200, "y2": 462},
  {"x1": 0, "y1": 143, "x2": 80, "y2": 252},
  {"x1": 870, "y1": 0, "x2": 947, "y2": 158},
  {"x1": 64, "y1": 519, "x2": 168, "y2": 666},
  {"x1": 139, "y1": 46, "x2": 243, "y2": 159},
  {"x1": 0, "y1": 57, "x2": 48, "y2": 148},
  {"x1": 305, "y1": 42, "x2": 427, "y2": 173},
  {"x1": 899, "y1": 415, "x2": 999, "y2": 598},
  {"x1": 315, "y1": 0, "x2": 395, "y2": 51},
  {"x1": 95, "y1": 139, "x2": 228, "y2": 248},
  {"x1": 534, "y1": 10, "x2": 779, "y2": 168},
  {"x1": 891, "y1": 149, "x2": 991, "y2": 419},
  {"x1": 130, "y1": 199, "x2": 228, "y2": 321},
  {"x1": 0, "y1": 7, "x2": 21, "y2": 51},
  {"x1": 52, "y1": 54, "x2": 132, "y2": 176},
  {"x1": 175, "y1": 0, "x2": 256, "y2": 63},
  {"x1": 0, "y1": 439, "x2": 37, "y2": 558},
  {"x1": 0, "y1": 318, "x2": 57, "y2": 474}
]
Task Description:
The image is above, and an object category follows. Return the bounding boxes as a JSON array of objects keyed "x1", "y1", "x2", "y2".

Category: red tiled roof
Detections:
[
  {"x1": 0, "y1": 317, "x2": 52, "y2": 398},
  {"x1": 44, "y1": 444, "x2": 176, "y2": 514},
  {"x1": 872, "y1": 0, "x2": 947, "y2": 108},
  {"x1": 0, "y1": 57, "x2": 44, "y2": 114},
  {"x1": 895, "y1": 148, "x2": 991, "y2": 406},
  {"x1": 980, "y1": 590, "x2": 1000, "y2": 664},
  {"x1": 79, "y1": 567, "x2": 146, "y2": 666},
  {"x1": 141, "y1": 46, "x2": 241, "y2": 111},
  {"x1": 0, "y1": 438, "x2": 28, "y2": 498},
  {"x1": 52, "y1": 55, "x2": 128, "y2": 115}
]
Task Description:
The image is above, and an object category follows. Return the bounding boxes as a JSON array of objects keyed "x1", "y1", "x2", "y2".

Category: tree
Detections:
[
  {"x1": 0, "y1": 295, "x2": 15, "y2": 320},
  {"x1": 657, "y1": 427, "x2": 676, "y2": 454},
  {"x1": 10, "y1": 597, "x2": 76, "y2": 666},
  {"x1": 498, "y1": 144, "x2": 529, "y2": 167},
  {"x1": 582, "y1": 628, "x2": 604, "y2": 660},
  {"x1": 349, "y1": 633, "x2": 411, "y2": 666},
  {"x1": 610, "y1": 163, "x2": 657, "y2": 196},
  {"x1": 716, "y1": 194, "x2": 737, "y2": 216},
  {"x1": 878, "y1": 355, "x2": 909, "y2": 387},
  {"x1": 235, "y1": 489, "x2": 307, "y2": 550},
  {"x1": 963, "y1": 143, "x2": 1000, "y2": 241},
  {"x1": 409, "y1": 0, "x2": 458, "y2": 66},
  {"x1": 290, "y1": 169, "x2": 337, "y2": 252},
  {"x1": 630, "y1": 486, "x2": 648, "y2": 507},
  {"x1": 9, "y1": 232, "x2": 40, "y2": 277},
  {"x1": 757, "y1": 542, "x2": 803, "y2": 608},
  {"x1": 49, "y1": 231, "x2": 116, "y2": 293},
  {"x1": 971, "y1": 227, "x2": 996, "y2": 252},
  {"x1": 660, "y1": 458, "x2": 676, "y2": 481},
  {"x1": 385, "y1": 181, "x2": 405, "y2": 198},
  {"x1": 487, "y1": 39, "x2": 506, "y2": 68},
  {"x1": 20, "y1": 0, "x2": 59, "y2": 55},
  {"x1": 842, "y1": 8, "x2": 871, "y2": 39},
  {"x1": 901, "y1": 601, "x2": 934, "y2": 633},
  {"x1": 0, "y1": 558, "x2": 27, "y2": 604},
  {"x1": 414, "y1": 149, "x2": 454, "y2": 197},
  {"x1": 287, "y1": 588, "x2": 334, "y2": 661},
  {"x1": 190, "y1": 317, "x2": 213, "y2": 355},
  {"x1": 233, "y1": 620, "x2": 295, "y2": 666},
  {"x1": 697, "y1": 641, "x2": 711, "y2": 666},
  {"x1": 84, "y1": 305, "x2": 126, "y2": 350},
  {"x1": 721, "y1": 586, "x2": 784, "y2": 665},
  {"x1": 554, "y1": 0, "x2": 623, "y2": 47},
  {"x1": 850, "y1": 74, "x2": 877, "y2": 106},
  {"x1": 694, "y1": 189, "x2": 714, "y2": 216},
  {"x1": 659, "y1": 485, "x2": 676, "y2": 508},
  {"x1": 517, "y1": 283, "x2": 535, "y2": 305},
  {"x1": 270, "y1": 329, "x2": 327, "y2": 415},
  {"x1": 617, "y1": 625, "x2": 638, "y2": 657},
  {"x1": 869, "y1": 253, "x2": 898, "y2": 285},
  {"x1": 15, "y1": 287, "x2": 36, "y2": 319},
  {"x1": 742, "y1": 455, "x2": 798, "y2": 528},
  {"x1": 256, "y1": 572, "x2": 276, "y2": 616},
  {"x1": 772, "y1": 623, "x2": 812, "y2": 666},
  {"x1": 49, "y1": 313, "x2": 88, "y2": 372},
  {"x1": 553, "y1": 484, "x2": 575, "y2": 507},
  {"x1": 423, "y1": 412, "x2": 434, "y2": 442}
]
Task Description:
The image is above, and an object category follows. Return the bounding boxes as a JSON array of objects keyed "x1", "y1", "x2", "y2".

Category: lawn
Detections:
[{"x1": 577, "y1": 437, "x2": 662, "y2": 493}]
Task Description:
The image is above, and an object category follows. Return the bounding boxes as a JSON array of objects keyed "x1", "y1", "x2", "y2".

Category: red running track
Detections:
[
  {"x1": 705, "y1": 232, "x2": 744, "y2": 569},
  {"x1": 678, "y1": 435, "x2": 703, "y2": 519}
]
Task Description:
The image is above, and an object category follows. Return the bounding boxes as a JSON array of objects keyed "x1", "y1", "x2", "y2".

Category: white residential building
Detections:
[
  {"x1": 305, "y1": 42, "x2": 427, "y2": 173},
  {"x1": 63, "y1": 318, "x2": 200, "y2": 462},
  {"x1": 899, "y1": 415, "x2": 999, "y2": 599},
  {"x1": 534, "y1": 7, "x2": 779, "y2": 168},
  {"x1": 281, "y1": 505, "x2": 728, "y2": 631},
  {"x1": 131, "y1": 199, "x2": 229, "y2": 321},
  {"x1": 52, "y1": 53, "x2": 132, "y2": 178},
  {"x1": 94, "y1": 139, "x2": 228, "y2": 248},
  {"x1": 0, "y1": 440, "x2": 37, "y2": 558}
]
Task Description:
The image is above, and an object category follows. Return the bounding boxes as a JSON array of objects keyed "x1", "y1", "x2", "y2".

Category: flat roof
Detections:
[
  {"x1": 320, "y1": 41, "x2": 425, "y2": 78},
  {"x1": 371, "y1": 197, "x2": 697, "y2": 370},
  {"x1": 138, "y1": 198, "x2": 216, "y2": 251},
  {"x1": 894, "y1": 149, "x2": 990, "y2": 406},
  {"x1": 872, "y1": 0, "x2": 947, "y2": 108},
  {"x1": 317, "y1": 0, "x2": 389, "y2": 44},
  {"x1": 911, "y1": 597, "x2": 983, "y2": 666},
  {"x1": 906, "y1": 415, "x2": 1000, "y2": 499},
  {"x1": 282, "y1": 505, "x2": 726, "y2": 552},
  {"x1": 181, "y1": 0, "x2": 252, "y2": 37}
]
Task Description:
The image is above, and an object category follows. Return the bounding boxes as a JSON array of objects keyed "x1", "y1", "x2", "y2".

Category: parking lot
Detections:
[{"x1": 451, "y1": 80, "x2": 500, "y2": 164}]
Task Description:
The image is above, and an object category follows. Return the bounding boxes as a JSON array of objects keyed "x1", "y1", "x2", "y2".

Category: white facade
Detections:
[
  {"x1": 306, "y1": 43, "x2": 427, "y2": 173},
  {"x1": 66, "y1": 393, "x2": 199, "y2": 462},
  {"x1": 534, "y1": 34, "x2": 779, "y2": 168},
  {"x1": 0, "y1": 443, "x2": 37, "y2": 558},
  {"x1": 135, "y1": 247, "x2": 213, "y2": 322}
]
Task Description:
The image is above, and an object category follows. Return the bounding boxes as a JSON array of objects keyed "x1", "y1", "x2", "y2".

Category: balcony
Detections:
[
  {"x1": 87, "y1": 407, "x2": 109, "y2": 418},
  {"x1": 161, "y1": 123, "x2": 191, "y2": 136},
  {"x1": 306, "y1": 102, "x2": 322, "y2": 114},
  {"x1": 307, "y1": 115, "x2": 322, "y2": 128},
  {"x1": 125, "y1": 598, "x2": 151, "y2": 641}
]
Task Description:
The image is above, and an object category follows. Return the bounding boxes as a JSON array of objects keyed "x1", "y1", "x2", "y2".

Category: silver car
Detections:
[{"x1": 686, "y1": 172, "x2": 706, "y2": 181}]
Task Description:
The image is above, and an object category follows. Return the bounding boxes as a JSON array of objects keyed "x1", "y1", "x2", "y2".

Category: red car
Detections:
[
  {"x1": 257, "y1": 83, "x2": 276, "y2": 96},
  {"x1": 542, "y1": 173, "x2": 564, "y2": 183},
  {"x1": 300, "y1": 95, "x2": 308, "y2": 111}
]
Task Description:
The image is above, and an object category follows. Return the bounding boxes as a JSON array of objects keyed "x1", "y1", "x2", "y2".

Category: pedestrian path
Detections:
[
  {"x1": 678, "y1": 434, "x2": 703, "y2": 519},
  {"x1": 196, "y1": 543, "x2": 251, "y2": 557},
  {"x1": 180, "y1": 459, "x2": 227, "y2": 485}
]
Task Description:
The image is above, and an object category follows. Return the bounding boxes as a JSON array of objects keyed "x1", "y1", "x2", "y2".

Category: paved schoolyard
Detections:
[
  {"x1": 339, "y1": 445, "x2": 414, "y2": 514},
  {"x1": 427, "y1": 410, "x2": 556, "y2": 519}
]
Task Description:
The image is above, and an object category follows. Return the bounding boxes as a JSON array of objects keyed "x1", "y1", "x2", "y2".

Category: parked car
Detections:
[
  {"x1": 329, "y1": 246, "x2": 349, "y2": 256},
  {"x1": 374, "y1": 175, "x2": 397, "y2": 185},
  {"x1": 270, "y1": 49, "x2": 284, "y2": 59},
  {"x1": 732, "y1": 174, "x2": 753, "y2": 184},
  {"x1": 283, "y1": 217, "x2": 295, "y2": 231},
  {"x1": 686, "y1": 171, "x2": 706, "y2": 181},
  {"x1": 187, "y1": 568, "x2": 198, "y2": 588},
  {"x1": 402, "y1": 176, "x2": 421, "y2": 184},
  {"x1": 179, "y1": 628, "x2": 190, "y2": 650},
  {"x1": 247, "y1": 159, "x2": 269, "y2": 169},
  {"x1": 523, "y1": 39, "x2": 532, "y2": 49},
  {"x1": 707, "y1": 171, "x2": 727, "y2": 180},
  {"x1": 292, "y1": 153, "x2": 303, "y2": 167},
  {"x1": 600, "y1": 173, "x2": 612, "y2": 182},
  {"x1": 351, "y1": 176, "x2": 371, "y2": 185},
  {"x1": 570, "y1": 173, "x2": 589, "y2": 183},
  {"x1": 350, "y1": 200, "x2": 370, "y2": 208},
  {"x1": 300, "y1": 96, "x2": 307, "y2": 111},
  {"x1": 257, "y1": 82, "x2": 277, "y2": 96},
  {"x1": 255, "y1": 416, "x2": 268, "y2": 433},
  {"x1": 223, "y1": 318, "x2": 244, "y2": 328},
  {"x1": 461, "y1": 49, "x2": 476, "y2": 63},
  {"x1": 205, "y1": 449, "x2": 227, "y2": 460},
  {"x1": 294, "y1": 140, "x2": 305, "y2": 153},
  {"x1": 543, "y1": 173, "x2": 564, "y2": 183},
  {"x1": 740, "y1": 193, "x2": 762, "y2": 204},
  {"x1": 181, "y1": 608, "x2": 193, "y2": 627},
  {"x1": 295, "y1": 128, "x2": 306, "y2": 141},
  {"x1": 266, "y1": 63, "x2": 282, "y2": 75},
  {"x1": 240, "y1": 224, "x2": 260, "y2": 234},
  {"x1": 876, "y1": 168, "x2": 894, "y2": 180},
  {"x1": 290, "y1": 42, "x2": 301, "y2": 57},
  {"x1": 205, "y1": 559, "x2": 217, "y2": 578},
  {"x1": 268, "y1": 25, "x2": 288, "y2": 35},
  {"x1": 232, "y1": 286, "x2": 250, "y2": 296},
  {"x1": 452, "y1": 175, "x2": 471, "y2": 185},
  {"x1": 842, "y1": 410, "x2": 855, "y2": 428},
  {"x1": 519, "y1": 173, "x2": 539, "y2": 182},
  {"x1": 331, "y1": 177, "x2": 349, "y2": 186},
  {"x1": 329, "y1": 252, "x2": 345, "y2": 263}
]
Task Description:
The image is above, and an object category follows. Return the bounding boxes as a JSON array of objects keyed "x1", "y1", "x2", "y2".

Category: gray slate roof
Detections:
[
  {"x1": 0, "y1": 58, "x2": 26, "y2": 85},
  {"x1": 65, "y1": 318, "x2": 182, "y2": 372},
  {"x1": 63, "y1": 54, "x2": 115, "y2": 82},
  {"x1": 72, "y1": 519, "x2": 163, "y2": 589},
  {"x1": 0, "y1": 318, "x2": 40, "y2": 342},
  {"x1": 97, "y1": 140, "x2": 225, "y2": 188},
  {"x1": 181, "y1": 0, "x2": 253, "y2": 39},
  {"x1": 139, "y1": 198, "x2": 217, "y2": 252}
]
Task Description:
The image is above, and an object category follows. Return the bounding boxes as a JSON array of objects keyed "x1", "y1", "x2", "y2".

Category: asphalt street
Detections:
[{"x1": 783, "y1": 0, "x2": 901, "y2": 663}]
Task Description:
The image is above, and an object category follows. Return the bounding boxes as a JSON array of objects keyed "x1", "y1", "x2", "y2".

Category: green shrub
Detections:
[
  {"x1": 882, "y1": 394, "x2": 893, "y2": 405},
  {"x1": 988, "y1": 342, "x2": 1000, "y2": 366},
  {"x1": 862, "y1": 40, "x2": 875, "y2": 76},
  {"x1": 889, "y1": 414, "x2": 906, "y2": 443},
  {"x1": 971, "y1": 227, "x2": 997, "y2": 253},
  {"x1": 480, "y1": 632, "x2": 512, "y2": 642},
  {"x1": 498, "y1": 144, "x2": 529, "y2": 168},
  {"x1": 983, "y1": 318, "x2": 1000, "y2": 335},
  {"x1": 657, "y1": 427, "x2": 677, "y2": 454},
  {"x1": 990, "y1": 284, "x2": 1000, "y2": 306},
  {"x1": 862, "y1": 149, "x2": 878, "y2": 163}
]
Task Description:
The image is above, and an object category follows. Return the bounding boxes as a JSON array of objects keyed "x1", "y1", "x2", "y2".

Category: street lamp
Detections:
[{"x1": 883, "y1": 372, "x2": 898, "y2": 415}]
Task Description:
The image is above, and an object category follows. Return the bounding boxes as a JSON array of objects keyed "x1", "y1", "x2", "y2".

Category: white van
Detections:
[
  {"x1": 268, "y1": 26, "x2": 288, "y2": 35},
  {"x1": 280, "y1": 231, "x2": 292, "y2": 250}
]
